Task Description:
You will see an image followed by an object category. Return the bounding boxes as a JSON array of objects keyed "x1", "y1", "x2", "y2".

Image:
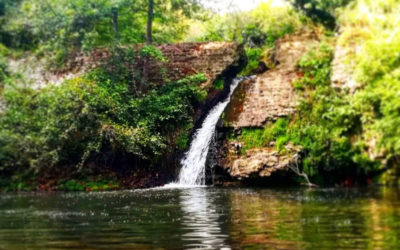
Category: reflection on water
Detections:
[
  {"x1": 0, "y1": 188, "x2": 399, "y2": 249},
  {"x1": 228, "y1": 188, "x2": 400, "y2": 249},
  {"x1": 179, "y1": 188, "x2": 228, "y2": 249}
]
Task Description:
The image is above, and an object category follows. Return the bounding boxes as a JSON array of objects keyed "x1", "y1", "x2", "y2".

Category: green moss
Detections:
[
  {"x1": 213, "y1": 78, "x2": 224, "y2": 90},
  {"x1": 239, "y1": 128, "x2": 265, "y2": 153},
  {"x1": 233, "y1": 118, "x2": 290, "y2": 154}
]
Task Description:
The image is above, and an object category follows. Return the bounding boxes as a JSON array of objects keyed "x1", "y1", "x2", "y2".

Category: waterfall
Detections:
[{"x1": 169, "y1": 77, "x2": 246, "y2": 187}]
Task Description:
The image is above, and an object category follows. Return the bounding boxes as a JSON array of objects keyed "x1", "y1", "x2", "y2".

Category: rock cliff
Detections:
[
  {"x1": 9, "y1": 42, "x2": 245, "y2": 90},
  {"x1": 213, "y1": 32, "x2": 320, "y2": 181}
]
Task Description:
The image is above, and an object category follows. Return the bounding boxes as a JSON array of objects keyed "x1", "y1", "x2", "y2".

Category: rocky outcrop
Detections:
[
  {"x1": 86, "y1": 42, "x2": 246, "y2": 88},
  {"x1": 224, "y1": 32, "x2": 319, "y2": 128},
  {"x1": 214, "y1": 32, "x2": 320, "y2": 180},
  {"x1": 8, "y1": 42, "x2": 246, "y2": 90},
  {"x1": 227, "y1": 144, "x2": 301, "y2": 179},
  {"x1": 157, "y1": 42, "x2": 246, "y2": 88}
]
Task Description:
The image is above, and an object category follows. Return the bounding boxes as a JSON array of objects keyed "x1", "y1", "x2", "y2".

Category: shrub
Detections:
[
  {"x1": 290, "y1": 44, "x2": 379, "y2": 183},
  {"x1": 0, "y1": 64, "x2": 206, "y2": 183},
  {"x1": 239, "y1": 47, "x2": 263, "y2": 76},
  {"x1": 189, "y1": 1, "x2": 306, "y2": 48},
  {"x1": 235, "y1": 43, "x2": 378, "y2": 185},
  {"x1": 337, "y1": 0, "x2": 400, "y2": 179}
]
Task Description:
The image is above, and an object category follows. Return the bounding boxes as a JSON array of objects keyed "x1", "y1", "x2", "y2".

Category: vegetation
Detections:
[
  {"x1": 338, "y1": 0, "x2": 400, "y2": 184},
  {"x1": 0, "y1": 45, "x2": 207, "y2": 190},
  {"x1": 0, "y1": 0, "x2": 400, "y2": 189},
  {"x1": 224, "y1": 0, "x2": 400, "y2": 186},
  {"x1": 0, "y1": 0, "x2": 202, "y2": 67},
  {"x1": 289, "y1": 43, "x2": 377, "y2": 184},
  {"x1": 187, "y1": 1, "x2": 307, "y2": 75},
  {"x1": 289, "y1": 0, "x2": 354, "y2": 29}
]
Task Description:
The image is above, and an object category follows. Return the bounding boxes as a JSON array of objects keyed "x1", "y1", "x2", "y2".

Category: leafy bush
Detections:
[
  {"x1": 289, "y1": 0, "x2": 354, "y2": 29},
  {"x1": 0, "y1": 0, "x2": 199, "y2": 66},
  {"x1": 290, "y1": 44, "x2": 380, "y2": 184},
  {"x1": 233, "y1": 43, "x2": 378, "y2": 185},
  {"x1": 0, "y1": 62, "x2": 206, "y2": 184},
  {"x1": 337, "y1": 0, "x2": 400, "y2": 183},
  {"x1": 189, "y1": 1, "x2": 305, "y2": 47},
  {"x1": 296, "y1": 43, "x2": 333, "y2": 87},
  {"x1": 139, "y1": 45, "x2": 165, "y2": 61},
  {"x1": 239, "y1": 47, "x2": 263, "y2": 76},
  {"x1": 213, "y1": 78, "x2": 224, "y2": 90}
]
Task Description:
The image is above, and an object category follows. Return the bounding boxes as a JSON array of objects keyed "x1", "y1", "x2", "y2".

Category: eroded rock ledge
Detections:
[
  {"x1": 226, "y1": 143, "x2": 301, "y2": 179},
  {"x1": 9, "y1": 42, "x2": 245, "y2": 90},
  {"x1": 212, "y1": 32, "x2": 320, "y2": 181}
]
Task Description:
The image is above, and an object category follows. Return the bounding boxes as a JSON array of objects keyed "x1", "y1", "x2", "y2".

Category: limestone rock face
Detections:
[
  {"x1": 157, "y1": 42, "x2": 246, "y2": 87},
  {"x1": 230, "y1": 149, "x2": 289, "y2": 178},
  {"x1": 216, "y1": 32, "x2": 320, "y2": 180},
  {"x1": 74, "y1": 42, "x2": 246, "y2": 88},
  {"x1": 9, "y1": 42, "x2": 245, "y2": 89},
  {"x1": 224, "y1": 32, "x2": 319, "y2": 128},
  {"x1": 221, "y1": 143, "x2": 301, "y2": 179}
]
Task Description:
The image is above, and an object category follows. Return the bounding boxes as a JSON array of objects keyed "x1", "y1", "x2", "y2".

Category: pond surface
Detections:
[{"x1": 0, "y1": 187, "x2": 400, "y2": 249}]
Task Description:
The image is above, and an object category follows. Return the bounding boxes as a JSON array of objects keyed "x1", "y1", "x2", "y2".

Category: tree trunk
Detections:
[
  {"x1": 112, "y1": 7, "x2": 119, "y2": 39},
  {"x1": 146, "y1": 0, "x2": 154, "y2": 44}
]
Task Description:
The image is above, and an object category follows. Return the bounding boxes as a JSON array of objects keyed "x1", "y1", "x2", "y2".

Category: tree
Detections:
[
  {"x1": 289, "y1": 0, "x2": 354, "y2": 29},
  {"x1": 145, "y1": 0, "x2": 201, "y2": 44},
  {"x1": 146, "y1": 0, "x2": 154, "y2": 44}
]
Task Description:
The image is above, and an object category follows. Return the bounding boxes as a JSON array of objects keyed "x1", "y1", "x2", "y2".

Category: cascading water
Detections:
[{"x1": 170, "y1": 77, "x2": 247, "y2": 187}]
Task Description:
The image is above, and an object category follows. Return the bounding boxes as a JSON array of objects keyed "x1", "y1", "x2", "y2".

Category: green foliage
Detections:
[
  {"x1": 213, "y1": 78, "x2": 224, "y2": 90},
  {"x1": 337, "y1": 0, "x2": 400, "y2": 181},
  {"x1": 0, "y1": 54, "x2": 8, "y2": 86},
  {"x1": 0, "y1": 0, "x2": 201, "y2": 66},
  {"x1": 239, "y1": 47, "x2": 263, "y2": 76},
  {"x1": 0, "y1": 178, "x2": 31, "y2": 191},
  {"x1": 295, "y1": 43, "x2": 333, "y2": 87},
  {"x1": 87, "y1": 45, "x2": 168, "y2": 97},
  {"x1": 57, "y1": 179, "x2": 120, "y2": 191},
  {"x1": 139, "y1": 45, "x2": 165, "y2": 61},
  {"x1": 176, "y1": 123, "x2": 194, "y2": 151},
  {"x1": 264, "y1": 119, "x2": 291, "y2": 150},
  {"x1": 289, "y1": 44, "x2": 379, "y2": 183},
  {"x1": 177, "y1": 73, "x2": 207, "y2": 85},
  {"x1": 289, "y1": 0, "x2": 354, "y2": 29},
  {"x1": 238, "y1": 128, "x2": 265, "y2": 153},
  {"x1": 0, "y1": 43, "x2": 9, "y2": 55},
  {"x1": 0, "y1": 64, "x2": 206, "y2": 180},
  {"x1": 236, "y1": 118, "x2": 290, "y2": 154},
  {"x1": 189, "y1": 1, "x2": 305, "y2": 48}
]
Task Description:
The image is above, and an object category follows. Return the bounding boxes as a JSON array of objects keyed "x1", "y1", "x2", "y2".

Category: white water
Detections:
[{"x1": 167, "y1": 77, "x2": 245, "y2": 187}]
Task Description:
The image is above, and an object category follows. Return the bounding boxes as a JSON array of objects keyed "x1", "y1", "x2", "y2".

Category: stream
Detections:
[{"x1": 0, "y1": 187, "x2": 400, "y2": 249}]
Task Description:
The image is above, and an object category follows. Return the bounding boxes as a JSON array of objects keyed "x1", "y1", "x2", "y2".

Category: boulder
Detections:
[{"x1": 225, "y1": 143, "x2": 301, "y2": 179}]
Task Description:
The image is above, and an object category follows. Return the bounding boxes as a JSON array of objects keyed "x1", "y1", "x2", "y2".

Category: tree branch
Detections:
[{"x1": 288, "y1": 153, "x2": 318, "y2": 187}]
